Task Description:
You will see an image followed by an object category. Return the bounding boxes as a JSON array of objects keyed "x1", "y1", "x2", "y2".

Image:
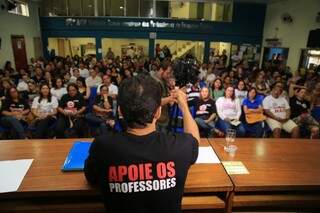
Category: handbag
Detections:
[{"x1": 245, "y1": 112, "x2": 266, "y2": 124}]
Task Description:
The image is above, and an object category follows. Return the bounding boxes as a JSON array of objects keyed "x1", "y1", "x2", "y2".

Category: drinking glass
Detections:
[{"x1": 224, "y1": 129, "x2": 236, "y2": 152}]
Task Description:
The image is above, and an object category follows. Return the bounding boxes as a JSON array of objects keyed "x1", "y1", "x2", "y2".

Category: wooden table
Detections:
[
  {"x1": 0, "y1": 138, "x2": 233, "y2": 212},
  {"x1": 209, "y1": 138, "x2": 320, "y2": 212}
]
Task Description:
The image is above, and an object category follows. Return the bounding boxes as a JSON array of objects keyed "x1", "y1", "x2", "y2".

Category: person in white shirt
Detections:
[
  {"x1": 235, "y1": 80, "x2": 248, "y2": 104},
  {"x1": 79, "y1": 63, "x2": 89, "y2": 78},
  {"x1": 216, "y1": 86, "x2": 246, "y2": 137},
  {"x1": 97, "y1": 75, "x2": 118, "y2": 99},
  {"x1": 126, "y1": 47, "x2": 135, "y2": 58},
  {"x1": 51, "y1": 78, "x2": 67, "y2": 100},
  {"x1": 198, "y1": 64, "x2": 208, "y2": 81},
  {"x1": 206, "y1": 69, "x2": 216, "y2": 86},
  {"x1": 70, "y1": 68, "x2": 81, "y2": 83},
  {"x1": 32, "y1": 83, "x2": 58, "y2": 138},
  {"x1": 17, "y1": 74, "x2": 29, "y2": 92},
  {"x1": 263, "y1": 85, "x2": 299, "y2": 138},
  {"x1": 85, "y1": 68, "x2": 102, "y2": 88}
]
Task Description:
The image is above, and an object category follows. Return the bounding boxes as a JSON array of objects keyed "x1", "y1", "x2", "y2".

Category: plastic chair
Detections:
[{"x1": 311, "y1": 106, "x2": 320, "y2": 121}]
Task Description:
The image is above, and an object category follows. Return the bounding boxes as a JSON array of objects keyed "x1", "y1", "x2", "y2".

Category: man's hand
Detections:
[{"x1": 172, "y1": 89, "x2": 188, "y2": 111}]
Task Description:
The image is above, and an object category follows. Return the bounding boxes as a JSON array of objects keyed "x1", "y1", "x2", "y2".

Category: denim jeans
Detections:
[
  {"x1": 0, "y1": 116, "x2": 26, "y2": 139},
  {"x1": 244, "y1": 121, "x2": 264, "y2": 138},
  {"x1": 85, "y1": 113, "x2": 111, "y2": 135},
  {"x1": 195, "y1": 117, "x2": 216, "y2": 136},
  {"x1": 34, "y1": 117, "x2": 56, "y2": 139},
  {"x1": 217, "y1": 118, "x2": 246, "y2": 137},
  {"x1": 55, "y1": 114, "x2": 85, "y2": 138}
]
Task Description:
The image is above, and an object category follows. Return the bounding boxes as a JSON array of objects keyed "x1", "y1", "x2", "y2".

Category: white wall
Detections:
[
  {"x1": 0, "y1": 1, "x2": 41, "y2": 69},
  {"x1": 262, "y1": 0, "x2": 320, "y2": 71},
  {"x1": 48, "y1": 38, "x2": 96, "y2": 56},
  {"x1": 170, "y1": 2, "x2": 190, "y2": 19}
]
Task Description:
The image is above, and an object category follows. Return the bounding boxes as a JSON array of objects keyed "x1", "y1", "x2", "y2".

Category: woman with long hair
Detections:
[
  {"x1": 31, "y1": 83, "x2": 58, "y2": 138},
  {"x1": 243, "y1": 87, "x2": 266, "y2": 138},
  {"x1": 211, "y1": 78, "x2": 224, "y2": 101},
  {"x1": 55, "y1": 83, "x2": 86, "y2": 138},
  {"x1": 235, "y1": 79, "x2": 248, "y2": 104},
  {"x1": 51, "y1": 77, "x2": 67, "y2": 100},
  {"x1": 0, "y1": 87, "x2": 30, "y2": 139},
  {"x1": 76, "y1": 77, "x2": 90, "y2": 100},
  {"x1": 216, "y1": 86, "x2": 246, "y2": 137}
]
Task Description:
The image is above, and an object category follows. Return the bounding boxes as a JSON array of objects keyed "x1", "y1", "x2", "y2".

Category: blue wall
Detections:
[{"x1": 40, "y1": 2, "x2": 266, "y2": 62}]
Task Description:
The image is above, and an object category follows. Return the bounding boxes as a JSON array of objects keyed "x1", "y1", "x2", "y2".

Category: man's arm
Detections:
[
  {"x1": 174, "y1": 90, "x2": 200, "y2": 143},
  {"x1": 161, "y1": 95, "x2": 174, "y2": 106},
  {"x1": 264, "y1": 109, "x2": 280, "y2": 121},
  {"x1": 206, "y1": 113, "x2": 217, "y2": 123}
]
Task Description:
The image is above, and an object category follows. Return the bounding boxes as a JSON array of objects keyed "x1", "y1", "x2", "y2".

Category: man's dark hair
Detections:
[{"x1": 118, "y1": 74, "x2": 161, "y2": 129}]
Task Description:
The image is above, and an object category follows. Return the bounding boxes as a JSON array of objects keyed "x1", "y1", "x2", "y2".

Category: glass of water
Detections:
[{"x1": 224, "y1": 129, "x2": 237, "y2": 153}]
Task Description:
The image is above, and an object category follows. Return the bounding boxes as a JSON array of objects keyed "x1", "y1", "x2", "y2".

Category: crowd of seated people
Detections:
[{"x1": 0, "y1": 51, "x2": 319, "y2": 140}]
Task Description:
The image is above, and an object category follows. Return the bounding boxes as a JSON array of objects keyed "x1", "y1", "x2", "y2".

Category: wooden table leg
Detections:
[{"x1": 225, "y1": 191, "x2": 234, "y2": 213}]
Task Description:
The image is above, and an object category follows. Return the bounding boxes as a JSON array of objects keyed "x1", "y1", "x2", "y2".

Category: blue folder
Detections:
[{"x1": 62, "y1": 141, "x2": 92, "y2": 171}]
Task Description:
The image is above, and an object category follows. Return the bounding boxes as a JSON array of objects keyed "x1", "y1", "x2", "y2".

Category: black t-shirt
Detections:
[
  {"x1": 59, "y1": 94, "x2": 85, "y2": 112},
  {"x1": 289, "y1": 96, "x2": 310, "y2": 119},
  {"x1": 94, "y1": 95, "x2": 113, "y2": 108},
  {"x1": 194, "y1": 98, "x2": 216, "y2": 120},
  {"x1": 84, "y1": 131, "x2": 198, "y2": 213},
  {"x1": 94, "y1": 95, "x2": 113, "y2": 118},
  {"x1": 1, "y1": 98, "x2": 30, "y2": 113}
]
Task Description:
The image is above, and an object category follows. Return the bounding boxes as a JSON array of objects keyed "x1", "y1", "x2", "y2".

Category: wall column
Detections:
[
  {"x1": 204, "y1": 40, "x2": 210, "y2": 63},
  {"x1": 149, "y1": 38, "x2": 155, "y2": 59},
  {"x1": 95, "y1": 36, "x2": 102, "y2": 60}
]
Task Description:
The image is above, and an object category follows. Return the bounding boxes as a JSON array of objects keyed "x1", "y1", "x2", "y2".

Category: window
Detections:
[{"x1": 8, "y1": 1, "x2": 29, "y2": 17}]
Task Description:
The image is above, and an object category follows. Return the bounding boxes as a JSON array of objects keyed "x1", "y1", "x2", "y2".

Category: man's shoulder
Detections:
[{"x1": 94, "y1": 132, "x2": 121, "y2": 146}]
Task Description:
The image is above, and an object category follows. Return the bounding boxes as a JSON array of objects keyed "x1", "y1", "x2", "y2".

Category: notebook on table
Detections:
[{"x1": 62, "y1": 141, "x2": 92, "y2": 171}]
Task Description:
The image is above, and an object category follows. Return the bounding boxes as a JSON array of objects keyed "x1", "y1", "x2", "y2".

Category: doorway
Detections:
[{"x1": 11, "y1": 35, "x2": 28, "y2": 71}]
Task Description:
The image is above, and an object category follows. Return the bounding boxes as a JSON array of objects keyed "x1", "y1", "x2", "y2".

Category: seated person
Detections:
[
  {"x1": 51, "y1": 77, "x2": 67, "y2": 101},
  {"x1": 31, "y1": 83, "x2": 58, "y2": 139},
  {"x1": 263, "y1": 85, "x2": 300, "y2": 138},
  {"x1": 235, "y1": 80, "x2": 248, "y2": 104},
  {"x1": 0, "y1": 87, "x2": 30, "y2": 139},
  {"x1": 186, "y1": 81, "x2": 200, "y2": 105},
  {"x1": 211, "y1": 78, "x2": 224, "y2": 101},
  {"x1": 27, "y1": 80, "x2": 38, "y2": 105},
  {"x1": 290, "y1": 88, "x2": 319, "y2": 139},
  {"x1": 17, "y1": 73, "x2": 29, "y2": 99},
  {"x1": 97, "y1": 75, "x2": 118, "y2": 99},
  {"x1": 55, "y1": 83, "x2": 86, "y2": 138},
  {"x1": 85, "y1": 85, "x2": 115, "y2": 135},
  {"x1": 194, "y1": 87, "x2": 223, "y2": 137},
  {"x1": 84, "y1": 74, "x2": 199, "y2": 213},
  {"x1": 0, "y1": 78, "x2": 13, "y2": 100},
  {"x1": 252, "y1": 74, "x2": 270, "y2": 96},
  {"x1": 243, "y1": 87, "x2": 266, "y2": 138},
  {"x1": 85, "y1": 68, "x2": 102, "y2": 88},
  {"x1": 216, "y1": 86, "x2": 246, "y2": 137},
  {"x1": 76, "y1": 77, "x2": 90, "y2": 100}
]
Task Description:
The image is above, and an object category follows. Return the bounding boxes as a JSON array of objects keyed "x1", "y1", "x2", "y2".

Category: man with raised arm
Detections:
[{"x1": 84, "y1": 74, "x2": 199, "y2": 213}]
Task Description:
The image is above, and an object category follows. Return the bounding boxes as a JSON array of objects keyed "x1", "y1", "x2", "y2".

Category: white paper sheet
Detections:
[
  {"x1": 222, "y1": 161, "x2": 249, "y2": 174},
  {"x1": 0, "y1": 159, "x2": 33, "y2": 193},
  {"x1": 196, "y1": 147, "x2": 220, "y2": 164}
]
